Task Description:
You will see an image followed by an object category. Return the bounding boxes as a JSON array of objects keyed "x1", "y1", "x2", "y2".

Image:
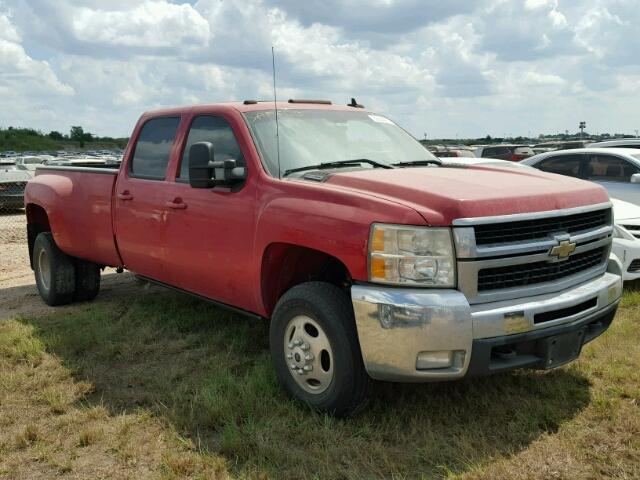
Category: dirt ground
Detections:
[
  {"x1": 0, "y1": 212, "x2": 145, "y2": 320},
  {"x1": 0, "y1": 241, "x2": 142, "y2": 320}
]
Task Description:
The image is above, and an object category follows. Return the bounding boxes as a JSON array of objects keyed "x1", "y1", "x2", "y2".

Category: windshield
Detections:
[{"x1": 243, "y1": 109, "x2": 437, "y2": 175}]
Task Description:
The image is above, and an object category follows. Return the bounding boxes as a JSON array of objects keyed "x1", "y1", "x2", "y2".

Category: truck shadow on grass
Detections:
[{"x1": 19, "y1": 285, "x2": 592, "y2": 479}]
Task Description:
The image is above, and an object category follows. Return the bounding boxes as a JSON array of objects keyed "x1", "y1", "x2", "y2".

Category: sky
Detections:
[{"x1": 0, "y1": 0, "x2": 639, "y2": 139}]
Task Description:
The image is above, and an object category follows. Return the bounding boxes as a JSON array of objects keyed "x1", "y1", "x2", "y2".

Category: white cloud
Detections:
[
  {"x1": 71, "y1": 1, "x2": 210, "y2": 48},
  {"x1": 0, "y1": 0, "x2": 638, "y2": 138}
]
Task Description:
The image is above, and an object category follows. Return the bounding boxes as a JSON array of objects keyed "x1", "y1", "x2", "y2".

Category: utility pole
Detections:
[
  {"x1": 424, "y1": 132, "x2": 427, "y2": 141},
  {"x1": 635, "y1": 129, "x2": 639, "y2": 138},
  {"x1": 579, "y1": 121, "x2": 586, "y2": 139}
]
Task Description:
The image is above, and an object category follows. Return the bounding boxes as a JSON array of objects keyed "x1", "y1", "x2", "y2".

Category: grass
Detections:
[{"x1": 0, "y1": 282, "x2": 639, "y2": 479}]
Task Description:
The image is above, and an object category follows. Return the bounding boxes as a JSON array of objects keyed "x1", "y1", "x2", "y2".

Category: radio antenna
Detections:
[{"x1": 272, "y1": 46, "x2": 281, "y2": 179}]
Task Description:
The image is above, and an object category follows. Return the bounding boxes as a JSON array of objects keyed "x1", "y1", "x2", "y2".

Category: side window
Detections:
[
  {"x1": 482, "y1": 147, "x2": 496, "y2": 157},
  {"x1": 586, "y1": 155, "x2": 638, "y2": 182},
  {"x1": 539, "y1": 155, "x2": 584, "y2": 178},
  {"x1": 178, "y1": 116, "x2": 244, "y2": 179},
  {"x1": 130, "y1": 117, "x2": 180, "y2": 179}
]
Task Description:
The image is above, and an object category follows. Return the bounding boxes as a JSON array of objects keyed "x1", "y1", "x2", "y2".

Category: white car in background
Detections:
[
  {"x1": 588, "y1": 139, "x2": 640, "y2": 149},
  {"x1": 521, "y1": 148, "x2": 640, "y2": 205},
  {"x1": 611, "y1": 198, "x2": 640, "y2": 281}
]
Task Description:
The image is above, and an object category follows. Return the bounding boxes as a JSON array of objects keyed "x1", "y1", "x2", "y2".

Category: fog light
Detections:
[
  {"x1": 377, "y1": 304, "x2": 429, "y2": 329},
  {"x1": 416, "y1": 350, "x2": 465, "y2": 370}
]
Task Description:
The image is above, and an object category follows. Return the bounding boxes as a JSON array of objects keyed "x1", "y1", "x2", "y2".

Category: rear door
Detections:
[
  {"x1": 584, "y1": 153, "x2": 640, "y2": 204},
  {"x1": 161, "y1": 113, "x2": 258, "y2": 311},
  {"x1": 114, "y1": 116, "x2": 181, "y2": 280}
]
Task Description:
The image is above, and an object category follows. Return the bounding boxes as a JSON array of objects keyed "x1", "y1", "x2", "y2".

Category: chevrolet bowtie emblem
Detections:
[{"x1": 549, "y1": 240, "x2": 577, "y2": 259}]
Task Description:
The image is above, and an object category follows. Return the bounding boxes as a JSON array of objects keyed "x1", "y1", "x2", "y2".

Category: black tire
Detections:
[
  {"x1": 32, "y1": 232, "x2": 75, "y2": 306},
  {"x1": 270, "y1": 282, "x2": 371, "y2": 417},
  {"x1": 74, "y1": 259, "x2": 101, "y2": 302}
]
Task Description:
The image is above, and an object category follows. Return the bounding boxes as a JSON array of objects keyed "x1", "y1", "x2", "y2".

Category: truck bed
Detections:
[{"x1": 25, "y1": 165, "x2": 122, "y2": 267}]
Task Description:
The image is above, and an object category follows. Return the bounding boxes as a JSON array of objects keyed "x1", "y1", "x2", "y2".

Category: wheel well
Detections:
[
  {"x1": 26, "y1": 204, "x2": 51, "y2": 269},
  {"x1": 261, "y1": 243, "x2": 352, "y2": 317}
]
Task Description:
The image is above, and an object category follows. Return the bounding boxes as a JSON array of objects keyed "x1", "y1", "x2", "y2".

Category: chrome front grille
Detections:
[
  {"x1": 477, "y1": 246, "x2": 607, "y2": 291},
  {"x1": 453, "y1": 203, "x2": 613, "y2": 304},
  {"x1": 474, "y1": 208, "x2": 611, "y2": 245}
]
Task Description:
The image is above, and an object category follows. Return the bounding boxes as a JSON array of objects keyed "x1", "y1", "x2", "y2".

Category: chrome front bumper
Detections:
[{"x1": 351, "y1": 265, "x2": 622, "y2": 382}]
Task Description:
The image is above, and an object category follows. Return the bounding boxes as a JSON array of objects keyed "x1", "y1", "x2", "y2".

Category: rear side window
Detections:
[
  {"x1": 538, "y1": 155, "x2": 584, "y2": 178},
  {"x1": 178, "y1": 115, "x2": 244, "y2": 179},
  {"x1": 586, "y1": 155, "x2": 639, "y2": 182},
  {"x1": 130, "y1": 117, "x2": 180, "y2": 179}
]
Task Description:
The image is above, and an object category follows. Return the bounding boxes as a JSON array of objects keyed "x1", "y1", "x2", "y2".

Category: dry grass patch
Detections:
[
  {"x1": 0, "y1": 280, "x2": 639, "y2": 479},
  {"x1": 0, "y1": 318, "x2": 230, "y2": 479}
]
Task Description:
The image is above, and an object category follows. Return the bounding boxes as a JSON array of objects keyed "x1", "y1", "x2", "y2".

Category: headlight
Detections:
[{"x1": 369, "y1": 224, "x2": 456, "y2": 287}]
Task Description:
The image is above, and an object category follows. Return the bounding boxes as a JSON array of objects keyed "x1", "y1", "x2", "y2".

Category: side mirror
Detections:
[
  {"x1": 631, "y1": 173, "x2": 640, "y2": 184},
  {"x1": 188, "y1": 142, "x2": 246, "y2": 188}
]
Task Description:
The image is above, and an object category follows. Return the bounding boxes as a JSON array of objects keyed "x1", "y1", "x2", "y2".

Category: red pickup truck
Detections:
[{"x1": 25, "y1": 100, "x2": 623, "y2": 415}]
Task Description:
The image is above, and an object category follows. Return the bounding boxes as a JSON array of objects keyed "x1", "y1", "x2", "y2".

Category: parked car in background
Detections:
[
  {"x1": 15, "y1": 156, "x2": 52, "y2": 177},
  {"x1": 0, "y1": 161, "x2": 30, "y2": 209},
  {"x1": 433, "y1": 148, "x2": 475, "y2": 158},
  {"x1": 532, "y1": 140, "x2": 591, "y2": 152},
  {"x1": 587, "y1": 139, "x2": 640, "y2": 149},
  {"x1": 521, "y1": 148, "x2": 640, "y2": 205},
  {"x1": 610, "y1": 198, "x2": 640, "y2": 281},
  {"x1": 473, "y1": 144, "x2": 534, "y2": 161}
]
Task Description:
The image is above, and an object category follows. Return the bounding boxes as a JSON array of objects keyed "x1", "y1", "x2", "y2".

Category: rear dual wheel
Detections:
[
  {"x1": 33, "y1": 232, "x2": 101, "y2": 306},
  {"x1": 270, "y1": 282, "x2": 370, "y2": 417}
]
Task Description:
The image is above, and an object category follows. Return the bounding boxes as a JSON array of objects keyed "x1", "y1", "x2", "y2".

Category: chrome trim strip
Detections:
[
  {"x1": 452, "y1": 201, "x2": 612, "y2": 226},
  {"x1": 36, "y1": 165, "x2": 119, "y2": 175}
]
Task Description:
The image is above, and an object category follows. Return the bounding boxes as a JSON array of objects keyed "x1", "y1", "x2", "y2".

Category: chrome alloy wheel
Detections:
[
  {"x1": 283, "y1": 315, "x2": 334, "y2": 394},
  {"x1": 38, "y1": 248, "x2": 51, "y2": 290}
]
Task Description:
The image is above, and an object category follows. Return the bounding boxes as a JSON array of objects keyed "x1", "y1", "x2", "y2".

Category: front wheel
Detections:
[{"x1": 270, "y1": 282, "x2": 370, "y2": 416}]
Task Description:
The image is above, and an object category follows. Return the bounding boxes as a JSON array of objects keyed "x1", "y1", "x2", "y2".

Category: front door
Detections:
[{"x1": 161, "y1": 114, "x2": 257, "y2": 311}]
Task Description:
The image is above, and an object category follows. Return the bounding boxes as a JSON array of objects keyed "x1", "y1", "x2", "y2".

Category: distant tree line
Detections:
[{"x1": 0, "y1": 126, "x2": 128, "y2": 151}]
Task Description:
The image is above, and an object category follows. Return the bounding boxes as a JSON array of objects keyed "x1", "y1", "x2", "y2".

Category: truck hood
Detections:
[{"x1": 324, "y1": 165, "x2": 610, "y2": 225}]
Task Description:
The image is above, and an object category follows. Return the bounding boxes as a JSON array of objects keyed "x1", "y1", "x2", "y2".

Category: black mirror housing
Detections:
[
  {"x1": 188, "y1": 141, "x2": 247, "y2": 188},
  {"x1": 189, "y1": 142, "x2": 215, "y2": 188}
]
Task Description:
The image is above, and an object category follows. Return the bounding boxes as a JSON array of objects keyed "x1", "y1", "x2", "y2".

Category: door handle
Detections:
[
  {"x1": 117, "y1": 191, "x2": 134, "y2": 201},
  {"x1": 166, "y1": 199, "x2": 187, "y2": 210}
]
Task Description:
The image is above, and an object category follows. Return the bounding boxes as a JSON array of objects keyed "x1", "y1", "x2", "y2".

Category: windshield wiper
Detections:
[
  {"x1": 283, "y1": 158, "x2": 395, "y2": 177},
  {"x1": 392, "y1": 159, "x2": 442, "y2": 167}
]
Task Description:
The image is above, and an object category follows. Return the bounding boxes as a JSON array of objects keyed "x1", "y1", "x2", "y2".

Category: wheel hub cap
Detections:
[
  {"x1": 38, "y1": 249, "x2": 51, "y2": 290},
  {"x1": 284, "y1": 315, "x2": 334, "y2": 394}
]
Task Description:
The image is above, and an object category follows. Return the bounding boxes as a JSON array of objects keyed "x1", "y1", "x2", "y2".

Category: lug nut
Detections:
[
  {"x1": 297, "y1": 368, "x2": 304, "y2": 375},
  {"x1": 304, "y1": 353, "x2": 314, "y2": 361},
  {"x1": 286, "y1": 353, "x2": 293, "y2": 359},
  {"x1": 289, "y1": 363, "x2": 297, "y2": 370},
  {"x1": 294, "y1": 339, "x2": 302, "y2": 346},
  {"x1": 288, "y1": 342, "x2": 294, "y2": 349},
  {"x1": 303, "y1": 365, "x2": 313, "y2": 372}
]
